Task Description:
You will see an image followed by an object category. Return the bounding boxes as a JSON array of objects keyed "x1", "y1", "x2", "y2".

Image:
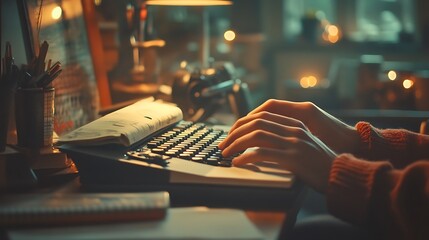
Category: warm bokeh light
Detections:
[
  {"x1": 224, "y1": 30, "x2": 236, "y2": 41},
  {"x1": 205, "y1": 68, "x2": 216, "y2": 75},
  {"x1": 327, "y1": 25, "x2": 339, "y2": 36},
  {"x1": 328, "y1": 34, "x2": 339, "y2": 43},
  {"x1": 323, "y1": 24, "x2": 341, "y2": 44},
  {"x1": 94, "y1": 0, "x2": 103, "y2": 6},
  {"x1": 300, "y1": 76, "x2": 318, "y2": 88},
  {"x1": 51, "y1": 6, "x2": 62, "y2": 20},
  {"x1": 307, "y1": 75, "x2": 317, "y2": 87},
  {"x1": 388, "y1": 70, "x2": 397, "y2": 81},
  {"x1": 180, "y1": 61, "x2": 188, "y2": 69},
  {"x1": 403, "y1": 79, "x2": 414, "y2": 89},
  {"x1": 300, "y1": 77, "x2": 309, "y2": 88}
]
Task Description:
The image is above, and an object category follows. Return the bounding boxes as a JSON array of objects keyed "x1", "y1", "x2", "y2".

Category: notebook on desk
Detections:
[{"x1": 58, "y1": 99, "x2": 301, "y2": 209}]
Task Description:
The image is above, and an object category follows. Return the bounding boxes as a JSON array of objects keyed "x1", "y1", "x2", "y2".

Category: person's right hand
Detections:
[
  {"x1": 218, "y1": 109, "x2": 337, "y2": 193},
  {"x1": 226, "y1": 99, "x2": 361, "y2": 155}
]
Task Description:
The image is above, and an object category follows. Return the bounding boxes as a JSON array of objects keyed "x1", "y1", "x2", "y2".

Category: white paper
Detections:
[{"x1": 58, "y1": 99, "x2": 183, "y2": 146}]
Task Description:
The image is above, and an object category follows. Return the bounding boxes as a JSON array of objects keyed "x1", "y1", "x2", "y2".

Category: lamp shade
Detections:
[{"x1": 146, "y1": 0, "x2": 232, "y2": 6}]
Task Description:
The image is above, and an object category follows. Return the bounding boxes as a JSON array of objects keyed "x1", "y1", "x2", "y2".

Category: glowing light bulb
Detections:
[
  {"x1": 300, "y1": 77, "x2": 309, "y2": 88},
  {"x1": 51, "y1": 6, "x2": 62, "y2": 20},
  {"x1": 307, "y1": 75, "x2": 317, "y2": 87},
  {"x1": 327, "y1": 25, "x2": 339, "y2": 36},
  {"x1": 180, "y1": 61, "x2": 188, "y2": 69},
  {"x1": 224, "y1": 30, "x2": 236, "y2": 42},
  {"x1": 323, "y1": 24, "x2": 341, "y2": 44},
  {"x1": 403, "y1": 79, "x2": 414, "y2": 89},
  {"x1": 388, "y1": 70, "x2": 397, "y2": 81}
]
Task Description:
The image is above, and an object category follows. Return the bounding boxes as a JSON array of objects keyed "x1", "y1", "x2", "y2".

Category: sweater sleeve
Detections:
[
  {"x1": 355, "y1": 122, "x2": 429, "y2": 168},
  {"x1": 327, "y1": 156, "x2": 429, "y2": 239},
  {"x1": 327, "y1": 122, "x2": 429, "y2": 239}
]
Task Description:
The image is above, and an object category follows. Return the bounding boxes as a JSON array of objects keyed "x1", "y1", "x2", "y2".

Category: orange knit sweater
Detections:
[{"x1": 327, "y1": 122, "x2": 429, "y2": 240}]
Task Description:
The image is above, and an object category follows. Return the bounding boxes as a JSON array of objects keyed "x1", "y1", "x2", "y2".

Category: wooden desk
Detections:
[{"x1": 2, "y1": 172, "x2": 299, "y2": 240}]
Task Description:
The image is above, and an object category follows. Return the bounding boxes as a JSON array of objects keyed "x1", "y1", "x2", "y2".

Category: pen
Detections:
[
  {"x1": 35, "y1": 41, "x2": 49, "y2": 76},
  {"x1": 2, "y1": 42, "x2": 17, "y2": 90},
  {"x1": 46, "y1": 59, "x2": 52, "y2": 70},
  {"x1": 34, "y1": 61, "x2": 61, "y2": 88},
  {"x1": 38, "y1": 69, "x2": 62, "y2": 88}
]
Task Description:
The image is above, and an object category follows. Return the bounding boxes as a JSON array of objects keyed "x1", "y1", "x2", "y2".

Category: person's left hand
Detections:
[{"x1": 218, "y1": 112, "x2": 337, "y2": 193}]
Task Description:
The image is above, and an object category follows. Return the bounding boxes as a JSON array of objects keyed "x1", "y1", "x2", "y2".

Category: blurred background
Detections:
[
  {"x1": 93, "y1": 0, "x2": 429, "y2": 109},
  {"x1": 2, "y1": 0, "x2": 429, "y2": 133}
]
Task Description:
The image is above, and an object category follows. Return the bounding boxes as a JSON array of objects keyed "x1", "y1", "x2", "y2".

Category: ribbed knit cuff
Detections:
[
  {"x1": 356, "y1": 121, "x2": 372, "y2": 153},
  {"x1": 355, "y1": 121, "x2": 409, "y2": 162},
  {"x1": 327, "y1": 153, "x2": 392, "y2": 226}
]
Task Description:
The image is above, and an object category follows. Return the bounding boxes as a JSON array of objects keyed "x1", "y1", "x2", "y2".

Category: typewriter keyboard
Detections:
[{"x1": 126, "y1": 121, "x2": 239, "y2": 167}]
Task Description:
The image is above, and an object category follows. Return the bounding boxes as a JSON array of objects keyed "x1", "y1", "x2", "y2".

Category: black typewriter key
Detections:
[
  {"x1": 195, "y1": 154, "x2": 208, "y2": 159},
  {"x1": 154, "y1": 136, "x2": 168, "y2": 142},
  {"x1": 205, "y1": 146, "x2": 217, "y2": 151},
  {"x1": 213, "y1": 151, "x2": 222, "y2": 157},
  {"x1": 165, "y1": 139, "x2": 177, "y2": 144},
  {"x1": 151, "y1": 148, "x2": 165, "y2": 154},
  {"x1": 205, "y1": 158, "x2": 219, "y2": 165},
  {"x1": 176, "y1": 143, "x2": 188, "y2": 148},
  {"x1": 191, "y1": 157, "x2": 204, "y2": 162},
  {"x1": 208, "y1": 156, "x2": 220, "y2": 161},
  {"x1": 183, "y1": 149, "x2": 197, "y2": 155},
  {"x1": 222, "y1": 156, "x2": 235, "y2": 162},
  {"x1": 157, "y1": 145, "x2": 170, "y2": 150},
  {"x1": 189, "y1": 146, "x2": 201, "y2": 151},
  {"x1": 179, "y1": 153, "x2": 192, "y2": 159},
  {"x1": 164, "y1": 151, "x2": 178, "y2": 156},
  {"x1": 146, "y1": 141, "x2": 159, "y2": 148},
  {"x1": 200, "y1": 149, "x2": 213, "y2": 155},
  {"x1": 218, "y1": 160, "x2": 232, "y2": 167}
]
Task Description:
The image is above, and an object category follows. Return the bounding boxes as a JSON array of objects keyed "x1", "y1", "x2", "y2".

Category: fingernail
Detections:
[
  {"x1": 217, "y1": 140, "x2": 225, "y2": 149},
  {"x1": 231, "y1": 158, "x2": 239, "y2": 166},
  {"x1": 220, "y1": 148, "x2": 228, "y2": 157}
]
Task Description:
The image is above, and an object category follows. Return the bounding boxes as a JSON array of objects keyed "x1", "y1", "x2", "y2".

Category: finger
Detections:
[
  {"x1": 221, "y1": 130, "x2": 298, "y2": 157},
  {"x1": 248, "y1": 99, "x2": 312, "y2": 124},
  {"x1": 232, "y1": 147, "x2": 297, "y2": 172},
  {"x1": 228, "y1": 100, "x2": 290, "y2": 134},
  {"x1": 219, "y1": 116, "x2": 306, "y2": 151},
  {"x1": 248, "y1": 99, "x2": 298, "y2": 116},
  {"x1": 226, "y1": 111, "x2": 306, "y2": 137}
]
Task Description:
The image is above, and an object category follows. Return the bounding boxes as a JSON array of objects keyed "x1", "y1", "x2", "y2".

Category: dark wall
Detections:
[{"x1": 1, "y1": 0, "x2": 27, "y2": 65}]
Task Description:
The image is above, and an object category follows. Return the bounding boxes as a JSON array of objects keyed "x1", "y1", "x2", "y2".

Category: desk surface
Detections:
[{"x1": 2, "y1": 173, "x2": 294, "y2": 240}]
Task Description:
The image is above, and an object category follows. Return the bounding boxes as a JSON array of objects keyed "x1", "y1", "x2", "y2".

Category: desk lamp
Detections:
[
  {"x1": 145, "y1": 0, "x2": 232, "y2": 69},
  {"x1": 146, "y1": 0, "x2": 251, "y2": 122}
]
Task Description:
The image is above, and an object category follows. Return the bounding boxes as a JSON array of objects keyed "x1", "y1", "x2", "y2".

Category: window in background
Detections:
[
  {"x1": 354, "y1": 0, "x2": 416, "y2": 43},
  {"x1": 283, "y1": 0, "x2": 335, "y2": 42},
  {"x1": 282, "y1": 0, "x2": 417, "y2": 44}
]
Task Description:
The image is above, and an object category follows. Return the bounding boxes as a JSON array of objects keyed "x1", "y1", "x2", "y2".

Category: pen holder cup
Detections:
[
  {"x1": 0, "y1": 89, "x2": 14, "y2": 152},
  {"x1": 15, "y1": 88, "x2": 55, "y2": 149}
]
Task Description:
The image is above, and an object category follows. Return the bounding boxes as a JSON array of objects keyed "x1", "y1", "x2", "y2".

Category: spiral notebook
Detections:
[{"x1": 0, "y1": 192, "x2": 169, "y2": 227}]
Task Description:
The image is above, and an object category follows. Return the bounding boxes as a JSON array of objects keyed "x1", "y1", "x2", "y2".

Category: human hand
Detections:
[
  {"x1": 228, "y1": 99, "x2": 361, "y2": 154},
  {"x1": 218, "y1": 108, "x2": 337, "y2": 193}
]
